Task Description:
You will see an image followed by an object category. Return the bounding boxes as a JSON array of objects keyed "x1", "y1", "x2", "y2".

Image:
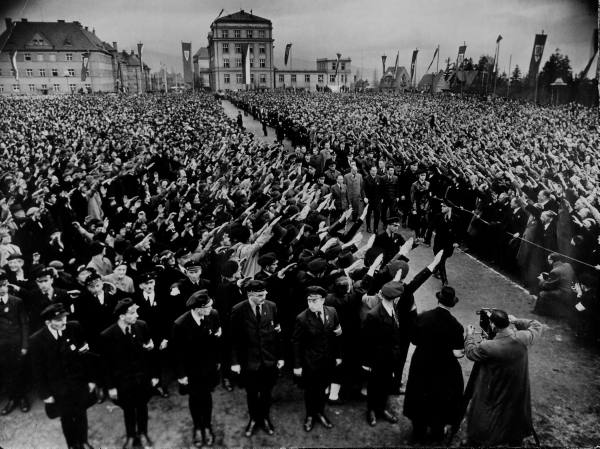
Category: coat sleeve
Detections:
[
  {"x1": 404, "y1": 267, "x2": 432, "y2": 296},
  {"x1": 229, "y1": 307, "x2": 241, "y2": 366},
  {"x1": 17, "y1": 298, "x2": 29, "y2": 350},
  {"x1": 464, "y1": 336, "x2": 491, "y2": 362},
  {"x1": 29, "y1": 335, "x2": 51, "y2": 400},
  {"x1": 170, "y1": 322, "x2": 186, "y2": 379},
  {"x1": 513, "y1": 318, "x2": 543, "y2": 346},
  {"x1": 291, "y1": 315, "x2": 305, "y2": 369},
  {"x1": 361, "y1": 313, "x2": 376, "y2": 368}
]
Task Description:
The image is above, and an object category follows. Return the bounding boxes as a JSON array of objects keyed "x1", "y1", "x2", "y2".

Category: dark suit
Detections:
[
  {"x1": 101, "y1": 320, "x2": 153, "y2": 438},
  {"x1": 331, "y1": 183, "x2": 349, "y2": 221},
  {"x1": 364, "y1": 174, "x2": 383, "y2": 231},
  {"x1": 25, "y1": 287, "x2": 72, "y2": 334},
  {"x1": 373, "y1": 230, "x2": 406, "y2": 264},
  {"x1": 432, "y1": 212, "x2": 460, "y2": 285},
  {"x1": 230, "y1": 300, "x2": 282, "y2": 421},
  {"x1": 0, "y1": 294, "x2": 29, "y2": 401},
  {"x1": 30, "y1": 322, "x2": 92, "y2": 448},
  {"x1": 381, "y1": 174, "x2": 399, "y2": 221},
  {"x1": 172, "y1": 310, "x2": 221, "y2": 430},
  {"x1": 292, "y1": 306, "x2": 341, "y2": 417}
]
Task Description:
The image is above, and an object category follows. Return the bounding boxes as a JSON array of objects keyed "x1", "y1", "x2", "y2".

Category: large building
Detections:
[
  {"x1": 206, "y1": 10, "x2": 274, "y2": 91},
  {"x1": 193, "y1": 47, "x2": 210, "y2": 90},
  {"x1": 379, "y1": 66, "x2": 411, "y2": 91},
  {"x1": 274, "y1": 57, "x2": 352, "y2": 91},
  {"x1": 0, "y1": 18, "x2": 150, "y2": 95}
]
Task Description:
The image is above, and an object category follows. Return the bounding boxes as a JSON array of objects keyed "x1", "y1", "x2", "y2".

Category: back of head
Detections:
[{"x1": 489, "y1": 309, "x2": 510, "y2": 330}]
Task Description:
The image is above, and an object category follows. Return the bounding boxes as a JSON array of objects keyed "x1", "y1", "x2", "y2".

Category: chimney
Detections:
[
  {"x1": 112, "y1": 41, "x2": 118, "y2": 51},
  {"x1": 57, "y1": 19, "x2": 65, "y2": 23},
  {"x1": 21, "y1": 18, "x2": 28, "y2": 22},
  {"x1": 4, "y1": 18, "x2": 12, "y2": 30}
]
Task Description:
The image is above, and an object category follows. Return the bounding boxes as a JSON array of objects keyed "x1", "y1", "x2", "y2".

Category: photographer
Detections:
[{"x1": 464, "y1": 309, "x2": 543, "y2": 447}]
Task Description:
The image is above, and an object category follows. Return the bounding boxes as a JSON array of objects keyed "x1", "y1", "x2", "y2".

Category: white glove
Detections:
[
  {"x1": 293, "y1": 367, "x2": 303, "y2": 377},
  {"x1": 178, "y1": 377, "x2": 189, "y2": 385},
  {"x1": 277, "y1": 359, "x2": 285, "y2": 369},
  {"x1": 231, "y1": 364, "x2": 241, "y2": 374},
  {"x1": 108, "y1": 388, "x2": 118, "y2": 400}
]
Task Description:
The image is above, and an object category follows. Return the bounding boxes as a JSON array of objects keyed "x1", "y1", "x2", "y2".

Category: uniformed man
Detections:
[
  {"x1": 172, "y1": 290, "x2": 222, "y2": 447},
  {"x1": 29, "y1": 303, "x2": 95, "y2": 449},
  {"x1": 101, "y1": 299, "x2": 154, "y2": 449},
  {"x1": 292, "y1": 286, "x2": 342, "y2": 432},
  {"x1": 230, "y1": 280, "x2": 284, "y2": 437}
]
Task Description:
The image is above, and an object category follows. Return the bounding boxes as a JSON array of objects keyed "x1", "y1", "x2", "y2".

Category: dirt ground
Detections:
[{"x1": 1, "y1": 104, "x2": 599, "y2": 448}]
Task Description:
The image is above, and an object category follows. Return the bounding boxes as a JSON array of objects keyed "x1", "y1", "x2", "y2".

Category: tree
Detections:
[
  {"x1": 462, "y1": 57, "x2": 475, "y2": 71},
  {"x1": 539, "y1": 49, "x2": 573, "y2": 87},
  {"x1": 511, "y1": 65, "x2": 522, "y2": 81},
  {"x1": 476, "y1": 55, "x2": 494, "y2": 72}
]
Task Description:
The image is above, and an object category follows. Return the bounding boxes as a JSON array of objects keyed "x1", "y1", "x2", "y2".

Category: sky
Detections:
[{"x1": 1, "y1": 0, "x2": 597, "y2": 81}]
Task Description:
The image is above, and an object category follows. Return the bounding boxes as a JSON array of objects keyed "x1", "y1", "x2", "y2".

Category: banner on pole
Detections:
[
  {"x1": 527, "y1": 33, "x2": 547, "y2": 86},
  {"x1": 181, "y1": 42, "x2": 193, "y2": 85},
  {"x1": 284, "y1": 43, "x2": 292, "y2": 66}
]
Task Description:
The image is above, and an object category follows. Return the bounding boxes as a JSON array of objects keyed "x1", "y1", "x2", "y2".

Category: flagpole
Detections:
[
  {"x1": 436, "y1": 45, "x2": 439, "y2": 73},
  {"x1": 506, "y1": 54, "x2": 512, "y2": 97},
  {"x1": 493, "y1": 39, "x2": 500, "y2": 96}
]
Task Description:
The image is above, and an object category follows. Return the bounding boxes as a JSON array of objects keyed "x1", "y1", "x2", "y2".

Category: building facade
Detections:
[
  {"x1": 379, "y1": 66, "x2": 411, "y2": 91},
  {"x1": 193, "y1": 47, "x2": 210, "y2": 90},
  {"x1": 274, "y1": 57, "x2": 352, "y2": 91},
  {"x1": 207, "y1": 10, "x2": 274, "y2": 91}
]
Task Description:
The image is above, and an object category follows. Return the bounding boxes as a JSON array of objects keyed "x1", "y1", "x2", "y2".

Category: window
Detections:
[
  {"x1": 69, "y1": 83, "x2": 77, "y2": 92},
  {"x1": 39, "y1": 68, "x2": 46, "y2": 77},
  {"x1": 48, "y1": 54, "x2": 56, "y2": 62},
  {"x1": 258, "y1": 30, "x2": 265, "y2": 38},
  {"x1": 68, "y1": 69, "x2": 75, "y2": 77},
  {"x1": 26, "y1": 68, "x2": 33, "y2": 77},
  {"x1": 330, "y1": 74, "x2": 336, "y2": 82},
  {"x1": 250, "y1": 74, "x2": 255, "y2": 83},
  {"x1": 0, "y1": 86, "x2": 3, "y2": 93},
  {"x1": 246, "y1": 30, "x2": 253, "y2": 38},
  {"x1": 291, "y1": 74, "x2": 296, "y2": 83},
  {"x1": 234, "y1": 30, "x2": 241, "y2": 38},
  {"x1": 224, "y1": 74, "x2": 230, "y2": 84},
  {"x1": 53, "y1": 84, "x2": 60, "y2": 92},
  {"x1": 259, "y1": 45, "x2": 265, "y2": 54},
  {"x1": 36, "y1": 54, "x2": 44, "y2": 62},
  {"x1": 66, "y1": 53, "x2": 72, "y2": 61},
  {"x1": 249, "y1": 58, "x2": 254, "y2": 68},
  {"x1": 278, "y1": 74, "x2": 284, "y2": 83},
  {"x1": 41, "y1": 84, "x2": 47, "y2": 90},
  {"x1": 235, "y1": 58, "x2": 242, "y2": 68},
  {"x1": 52, "y1": 68, "x2": 58, "y2": 77},
  {"x1": 28, "y1": 84, "x2": 35, "y2": 92},
  {"x1": 24, "y1": 53, "x2": 31, "y2": 61},
  {"x1": 236, "y1": 73, "x2": 243, "y2": 84},
  {"x1": 234, "y1": 44, "x2": 242, "y2": 54},
  {"x1": 80, "y1": 53, "x2": 87, "y2": 61},
  {"x1": 305, "y1": 74, "x2": 311, "y2": 83},
  {"x1": 12, "y1": 84, "x2": 20, "y2": 92},
  {"x1": 0, "y1": 68, "x2": 2, "y2": 76},
  {"x1": 223, "y1": 58, "x2": 230, "y2": 68},
  {"x1": 222, "y1": 43, "x2": 229, "y2": 53},
  {"x1": 249, "y1": 46, "x2": 254, "y2": 54},
  {"x1": 259, "y1": 74, "x2": 266, "y2": 84},
  {"x1": 222, "y1": 30, "x2": 229, "y2": 38},
  {"x1": 318, "y1": 74, "x2": 323, "y2": 83},
  {"x1": 331, "y1": 62, "x2": 336, "y2": 70},
  {"x1": 85, "y1": 83, "x2": 90, "y2": 91},
  {"x1": 341, "y1": 62, "x2": 345, "y2": 71},
  {"x1": 259, "y1": 58, "x2": 266, "y2": 68}
]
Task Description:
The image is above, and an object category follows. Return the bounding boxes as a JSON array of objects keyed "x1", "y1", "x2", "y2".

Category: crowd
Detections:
[{"x1": 0, "y1": 90, "x2": 592, "y2": 448}]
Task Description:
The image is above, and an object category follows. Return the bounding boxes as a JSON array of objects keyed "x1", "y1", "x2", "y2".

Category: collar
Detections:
[
  {"x1": 191, "y1": 309, "x2": 204, "y2": 325},
  {"x1": 117, "y1": 321, "x2": 131, "y2": 335},
  {"x1": 494, "y1": 327, "x2": 514, "y2": 339},
  {"x1": 381, "y1": 300, "x2": 394, "y2": 317},
  {"x1": 0, "y1": 295, "x2": 7, "y2": 304},
  {"x1": 47, "y1": 325, "x2": 61, "y2": 340}
]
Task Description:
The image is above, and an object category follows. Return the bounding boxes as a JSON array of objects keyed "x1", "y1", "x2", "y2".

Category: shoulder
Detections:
[
  {"x1": 100, "y1": 323, "x2": 118, "y2": 338},
  {"x1": 231, "y1": 300, "x2": 248, "y2": 314},
  {"x1": 30, "y1": 327, "x2": 46, "y2": 343},
  {"x1": 264, "y1": 300, "x2": 277, "y2": 310},
  {"x1": 173, "y1": 311, "x2": 190, "y2": 326}
]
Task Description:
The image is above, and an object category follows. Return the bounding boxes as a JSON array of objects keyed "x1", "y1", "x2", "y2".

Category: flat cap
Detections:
[
  {"x1": 307, "y1": 258, "x2": 327, "y2": 273},
  {"x1": 41, "y1": 303, "x2": 69, "y2": 321},
  {"x1": 113, "y1": 298, "x2": 138, "y2": 317},
  {"x1": 380, "y1": 281, "x2": 405, "y2": 300},
  {"x1": 258, "y1": 253, "x2": 278, "y2": 267},
  {"x1": 245, "y1": 279, "x2": 267, "y2": 292},
  {"x1": 186, "y1": 289, "x2": 212, "y2": 309}
]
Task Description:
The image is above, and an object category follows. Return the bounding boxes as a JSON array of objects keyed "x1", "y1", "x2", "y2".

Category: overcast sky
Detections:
[{"x1": 1, "y1": 0, "x2": 597, "y2": 81}]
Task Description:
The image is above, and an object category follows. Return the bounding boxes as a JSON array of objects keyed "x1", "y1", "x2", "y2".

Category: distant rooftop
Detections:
[{"x1": 213, "y1": 10, "x2": 271, "y2": 25}]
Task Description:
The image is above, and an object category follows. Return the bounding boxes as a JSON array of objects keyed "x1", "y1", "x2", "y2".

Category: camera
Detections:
[{"x1": 476, "y1": 308, "x2": 497, "y2": 339}]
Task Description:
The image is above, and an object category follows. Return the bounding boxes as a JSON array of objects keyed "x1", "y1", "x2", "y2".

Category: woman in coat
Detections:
[{"x1": 403, "y1": 286, "x2": 464, "y2": 444}]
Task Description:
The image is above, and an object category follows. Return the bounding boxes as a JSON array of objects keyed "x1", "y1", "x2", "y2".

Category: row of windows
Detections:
[
  {"x1": 277, "y1": 74, "x2": 348, "y2": 83},
  {"x1": 221, "y1": 29, "x2": 267, "y2": 39},
  {"x1": 0, "y1": 68, "x2": 77, "y2": 77},
  {"x1": 221, "y1": 43, "x2": 266, "y2": 54},
  {"x1": 223, "y1": 58, "x2": 266, "y2": 68},
  {"x1": 1, "y1": 83, "x2": 90, "y2": 93},
  {"x1": 317, "y1": 62, "x2": 347, "y2": 71},
  {"x1": 20, "y1": 53, "x2": 86, "y2": 62},
  {"x1": 223, "y1": 73, "x2": 267, "y2": 84}
]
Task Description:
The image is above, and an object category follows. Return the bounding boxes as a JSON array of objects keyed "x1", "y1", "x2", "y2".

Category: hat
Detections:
[
  {"x1": 298, "y1": 249, "x2": 314, "y2": 266},
  {"x1": 186, "y1": 289, "x2": 212, "y2": 309},
  {"x1": 113, "y1": 298, "x2": 137, "y2": 317},
  {"x1": 0, "y1": 270, "x2": 8, "y2": 282},
  {"x1": 84, "y1": 272, "x2": 102, "y2": 286},
  {"x1": 307, "y1": 258, "x2": 327, "y2": 273},
  {"x1": 41, "y1": 303, "x2": 69, "y2": 321},
  {"x1": 245, "y1": 280, "x2": 267, "y2": 293},
  {"x1": 305, "y1": 285, "x2": 327, "y2": 298},
  {"x1": 33, "y1": 267, "x2": 54, "y2": 281},
  {"x1": 48, "y1": 260, "x2": 64, "y2": 270},
  {"x1": 324, "y1": 242, "x2": 343, "y2": 261},
  {"x1": 258, "y1": 253, "x2": 277, "y2": 267},
  {"x1": 436, "y1": 286, "x2": 459, "y2": 307},
  {"x1": 336, "y1": 251, "x2": 355, "y2": 269},
  {"x1": 386, "y1": 260, "x2": 409, "y2": 279},
  {"x1": 221, "y1": 260, "x2": 239, "y2": 277},
  {"x1": 183, "y1": 260, "x2": 202, "y2": 271},
  {"x1": 384, "y1": 216, "x2": 401, "y2": 226},
  {"x1": 159, "y1": 250, "x2": 175, "y2": 260},
  {"x1": 380, "y1": 281, "x2": 405, "y2": 300},
  {"x1": 7, "y1": 253, "x2": 24, "y2": 261},
  {"x1": 138, "y1": 272, "x2": 156, "y2": 284}
]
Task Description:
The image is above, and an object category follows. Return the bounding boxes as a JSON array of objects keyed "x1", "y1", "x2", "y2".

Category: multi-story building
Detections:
[
  {"x1": 207, "y1": 10, "x2": 274, "y2": 91},
  {"x1": 114, "y1": 47, "x2": 151, "y2": 93},
  {"x1": 193, "y1": 47, "x2": 210, "y2": 90},
  {"x1": 379, "y1": 66, "x2": 411, "y2": 91},
  {"x1": 274, "y1": 57, "x2": 352, "y2": 91},
  {"x1": 0, "y1": 18, "x2": 117, "y2": 95}
]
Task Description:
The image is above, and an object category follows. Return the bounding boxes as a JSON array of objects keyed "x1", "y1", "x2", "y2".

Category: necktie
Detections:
[
  {"x1": 391, "y1": 309, "x2": 399, "y2": 328},
  {"x1": 255, "y1": 304, "x2": 261, "y2": 324},
  {"x1": 125, "y1": 325, "x2": 132, "y2": 336},
  {"x1": 316, "y1": 311, "x2": 324, "y2": 324},
  {"x1": 56, "y1": 330, "x2": 63, "y2": 340}
]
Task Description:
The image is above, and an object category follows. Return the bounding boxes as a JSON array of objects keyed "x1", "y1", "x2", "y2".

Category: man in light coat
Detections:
[{"x1": 343, "y1": 162, "x2": 365, "y2": 222}]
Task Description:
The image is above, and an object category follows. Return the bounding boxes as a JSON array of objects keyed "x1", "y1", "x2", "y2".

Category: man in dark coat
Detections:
[
  {"x1": 380, "y1": 166, "x2": 399, "y2": 223},
  {"x1": 172, "y1": 290, "x2": 222, "y2": 447},
  {"x1": 292, "y1": 286, "x2": 342, "y2": 432},
  {"x1": 465, "y1": 309, "x2": 544, "y2": 446},
  {"x1": 101, "y1": 299, "x2": 154, "y2": 449},
  {"x1": 373, "y1": 216, "x2": 406, "y2": 264},
  {"x1": 25, "y1": 267, "x2": 72, "y2": 333},
  {"x1": 230, "y1": 280, "x2": 284, "y2": 437},
  {"x1": 168, "y1": 260, "x2": 212, "y2": 320},
  {"x1": 364, "y1": 166, "x2": 383, "y2": 233},
  {"x1": 0, "y1": 271, "x2": 30, "y2": 415},
  {"x1": 29, "y1": 303, "x2": 95, "y2": 449},
  {"x1": 431, "y1": 202, "x2": 460, "y2": 286},
  {"x1": 403, "y1": 286, "x2": 465, "y2": 443}
]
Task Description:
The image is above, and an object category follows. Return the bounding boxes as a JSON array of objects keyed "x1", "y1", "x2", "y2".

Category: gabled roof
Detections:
[
  {"x1": 193, "y1": 47, "x2": 209, "y2": 59},
  {"x1": 0, "y1": 20, "x2": 110, "y2": 53},
  {"x1": 214, "y1": 10, "x2": 271, "y2": 25}
]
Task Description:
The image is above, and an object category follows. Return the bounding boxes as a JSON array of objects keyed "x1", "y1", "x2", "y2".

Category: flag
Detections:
[
  {"x1": 181, "y1": 42, "x2": 192, "y2": 85},
  {"x1": 410, "y1": 49, "x2": 419, "y2": 84},
  {"x1": 137, "y1": 43, "x2": 144, "y2": 66},
  {"x1": 9, "y1": 49, "x2": 18, "y2": 81},
  {"x1": 242, "y1": 43, "x2": 251, "y2": 84},
  {"x1": 81, "y1": 52, "x2": 89, "y2": 81},
  {"x1": 581, "y1": 29, "x2": 598, "y2": 79},
  {"x1": 456, "y1": 44, "x2": 467, "y2": 68},
  {"x1": 425, "y1": 46, "x2": 439, "y2": 73},
  {"x1": 496, "y1": 34, "x2": 503, "y2": 43},
  {"x1": 393, "y1": 51, "x2": 399, "y2": 78},
  {"x1": 527, "y1": 33, "x2": 547, "y2": 86},
  {"x1": 284, "y1": 43, "x2": 292, "y2": 66},
  {"x1": 334, "y1": 52, "x2": 342, "y2": 78},
  {"x1": 381, "y1": 54, "x2": 387, "y2": 74},
  {"x1": 117, "y1": 60, "x2": 123, "y2": 90}
]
